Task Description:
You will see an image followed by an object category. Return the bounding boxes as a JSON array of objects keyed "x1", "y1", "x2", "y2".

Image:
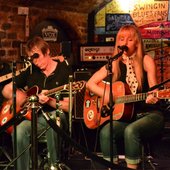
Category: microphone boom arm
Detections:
[{"x1": 110, "y1": 50, "x2": 124, "y2": 61}]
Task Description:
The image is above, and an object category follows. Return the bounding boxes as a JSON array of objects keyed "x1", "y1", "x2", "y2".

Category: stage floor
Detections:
[{"x1": 1, "y1": 120, "x2": 170, "y2": 170}]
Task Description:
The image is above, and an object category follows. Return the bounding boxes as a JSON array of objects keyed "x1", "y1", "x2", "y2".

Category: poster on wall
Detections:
[
  {"x1": 105, "y1": 14, "x2": 134, "y2": 34},
  {"x1": 95, "y1": 0, "x2": 169, "y2": 35},
  {"x1": 130, "y1": 0, "x2": 168, "y2": 27},
  {"x1": 139, "y1": 21, "x2": 170, "y2": 39}
]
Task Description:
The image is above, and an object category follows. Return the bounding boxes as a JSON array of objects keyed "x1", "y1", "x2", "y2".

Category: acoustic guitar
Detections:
[
  {"x1": 0, "y1": 80, "x2": 86, "y2": 133},
  {"x1": 83, "y1": 81, "x2": 170, "y2": 129}
]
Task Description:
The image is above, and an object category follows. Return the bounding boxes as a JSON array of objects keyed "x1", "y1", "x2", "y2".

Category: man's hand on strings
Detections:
[{"x1": 38, "y1": 90, "x2": 49, "y2": 104}]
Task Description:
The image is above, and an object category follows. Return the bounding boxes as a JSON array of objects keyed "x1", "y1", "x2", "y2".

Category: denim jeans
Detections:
[
  {"x1": 100, "y1": 111, "x2": 164, "y2": 164},
  {"x1": 11, "y1": 110, "x2": 68, "y2": 170}
]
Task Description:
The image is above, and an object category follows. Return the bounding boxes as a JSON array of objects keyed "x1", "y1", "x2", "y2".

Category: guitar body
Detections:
[
  {"x1": 0, "y1": 86, "x2": 39, "y2": 133},
  {"x1": 83, "y1": 81, "x2": 134, "y2": 129},
  {"x1": 0, "y1": 81, "x2": 86, "y2": 133}
]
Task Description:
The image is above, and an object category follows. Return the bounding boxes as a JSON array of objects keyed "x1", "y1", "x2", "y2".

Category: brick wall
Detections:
[{"x1": 0, "y1": 1, "x2": 89, "y2": 63}]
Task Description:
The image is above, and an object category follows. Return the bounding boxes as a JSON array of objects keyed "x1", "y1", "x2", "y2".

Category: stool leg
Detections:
[
  {"x1": 142, "y1": 143, "x2": 158, "y2": 170},
  {"x1": 0, "y1": 147, "x2": 12, "y2": 161},
  {"x1": 146, "y1": 155, "x2": 157, "y2": 170},
  {"x1": 141, "y1": 145, "x2": 145, "y2": 170},
  {"x1": 0, "y1": 146, "x2": 13, "y2": 169}
]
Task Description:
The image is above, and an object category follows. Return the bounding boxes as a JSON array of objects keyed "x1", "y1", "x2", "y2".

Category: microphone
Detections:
[
  {"x1": 118, "y1": 45, "x2": 128, "y2": 52},
  {"x1": 27, "y1": 53, "x2": 39, "y2": 61},
  {"x1": 108, "y1": 45, "x2": 128, "y2": 62},
  {"x1": 109, "y1": 50, "x2": 124, "y2": 61}
]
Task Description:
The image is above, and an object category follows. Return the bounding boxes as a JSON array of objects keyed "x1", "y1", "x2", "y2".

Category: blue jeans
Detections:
[
  {"x1": 100, "y1": 111, "x2": 164, "y2": 164},
  {"x1": 11, "y1": 110, "x2": 68, "y2": 170}
]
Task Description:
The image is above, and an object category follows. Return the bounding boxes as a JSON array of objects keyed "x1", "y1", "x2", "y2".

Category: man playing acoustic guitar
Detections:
[
  {"x1": 2, "y1": 36, "x2": 72, "y2": 170},
  {"x1": 86, "y1": 25, "x2": 165, "y2": 169}
]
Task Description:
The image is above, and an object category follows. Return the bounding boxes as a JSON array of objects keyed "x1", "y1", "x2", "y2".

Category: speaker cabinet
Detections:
[
  {"x1": 73, "y1": 71, "x2": 91, "y2": 119},
  {"x1": 74, "y1": 71, "x2": 92, "y2": 81}
]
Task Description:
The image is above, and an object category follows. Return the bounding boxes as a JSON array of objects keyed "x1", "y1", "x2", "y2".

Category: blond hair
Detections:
[{"x1": 112, "y1": 25, "x2": 144, "y2": 91}]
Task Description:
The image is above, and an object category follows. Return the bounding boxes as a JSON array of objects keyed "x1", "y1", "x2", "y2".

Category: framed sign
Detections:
[{"x1": 105, "y1": 14, "x2": 134, "y2": 34}]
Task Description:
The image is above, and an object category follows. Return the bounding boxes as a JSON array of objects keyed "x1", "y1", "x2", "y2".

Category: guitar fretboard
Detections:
[
  {"x1": 115, "y1": 93, "x2": 149, "y2": 104},
  {"x1": 45, "y1": 81, "x2": 86, "y2": 96},
  {"x1": 0, "y1": 62, "x2": 31, "y2": 83},
  {"x1": 46, "y1": 85, "x2": 66, "y2": 96},
  {"x1": 0, "y1": 71, "x2": 23, "y2": 83},
  {"x1": 114, "y1": 89, "x2": 170, "y2": 104}
]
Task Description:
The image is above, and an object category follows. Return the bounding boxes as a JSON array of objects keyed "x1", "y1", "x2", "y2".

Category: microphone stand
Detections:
[
  {"x1": 107, "y1": 58, "x2": 114, "y2": 163},
  {"x1": 149, "y1": 78, "x2": 170, "y2": 91},
  {"x1": 29, "y1": 95, "x2": 39, "y2": 170},
  {"x1": 68, "y1": 75, "x2": 73, "y2": 137},
  {"x1": 106, "y1": 49, "x2": 124, "y2": 163},
  {"x1": 12, "y1": 61, "x2": 17, "y2": 170}
]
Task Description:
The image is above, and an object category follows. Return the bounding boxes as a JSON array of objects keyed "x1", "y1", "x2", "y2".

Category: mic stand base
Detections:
[{"x1": 50, "y1": 161, "x2": 71, "y2": 170}]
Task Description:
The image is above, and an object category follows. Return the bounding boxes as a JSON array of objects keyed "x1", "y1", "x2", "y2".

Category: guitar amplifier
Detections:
[
  {"x1": 73, "y1": 71, "x2": 91, "y2": 119},
  {"x1": 73, "y1": 87, "x2": 86, "y2": 119},
  {"x1": 80, "y1": 45, "x2": 114, "y2": 62}
]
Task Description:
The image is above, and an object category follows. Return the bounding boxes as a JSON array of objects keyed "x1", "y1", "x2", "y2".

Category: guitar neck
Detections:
[
  {"x1": 0, "y1": 70, "x2": 22, "y2": 83},
  {"x1": 45, "y1": 84, "x2": 66, "y2": 96},
  {"x1": 115, "y1": 89, "x2": 169, "y2": 104},
  {"x1": 116, "y1": 92, "x2": 148, "y2": 104},
  {"x1": 44, "y1": 81, "x2": 85, "y2": 97},
  {"x1": 0, "y1": 62, "x2": 31, "y2": 83}
]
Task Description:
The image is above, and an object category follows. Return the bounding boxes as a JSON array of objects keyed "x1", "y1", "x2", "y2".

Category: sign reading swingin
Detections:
[{"x1": 80, "y1": 45, "x2": 114, "y2": 62}]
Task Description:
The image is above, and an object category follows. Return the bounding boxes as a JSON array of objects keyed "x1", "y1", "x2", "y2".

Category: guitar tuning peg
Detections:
[{"x1": 55, "y1": 92, "x2": 61, "y2": 102}]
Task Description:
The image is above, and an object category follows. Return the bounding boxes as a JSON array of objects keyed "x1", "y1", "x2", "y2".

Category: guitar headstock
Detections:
[
  {"x1": 157, "y1": 88, "x2": 170, "y2": 99},
  {"x1": 24, "y1": 60, "x2": 32, "y2": 69},
  {"x1": 72, "y1": 81, "x2": 86, "y2": 92}
]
